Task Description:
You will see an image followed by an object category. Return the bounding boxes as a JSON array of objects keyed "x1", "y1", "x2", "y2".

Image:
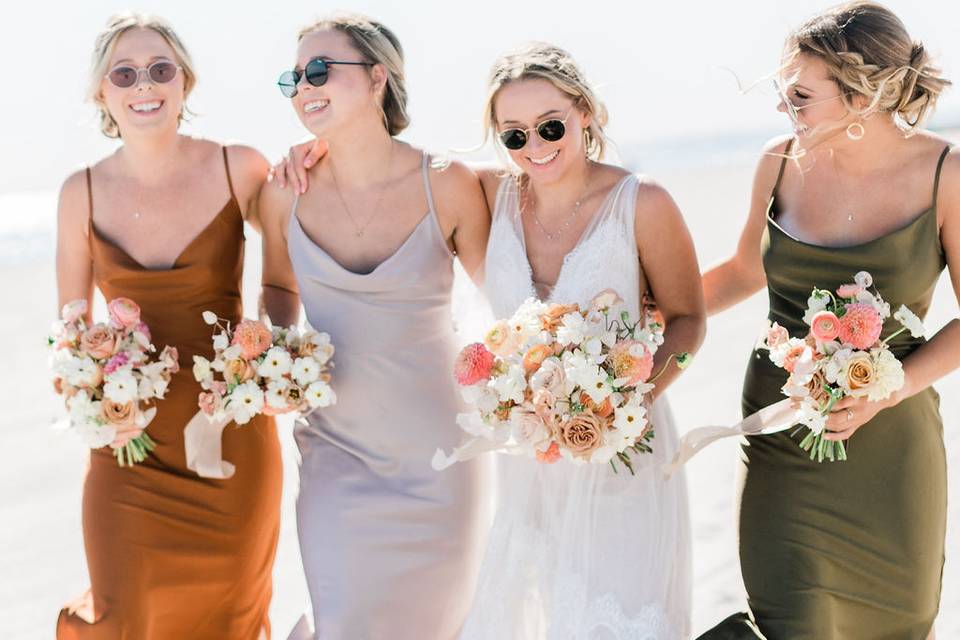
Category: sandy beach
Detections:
[{"x1": 1, "y1": 158, "x2": 957, "y2": 638}]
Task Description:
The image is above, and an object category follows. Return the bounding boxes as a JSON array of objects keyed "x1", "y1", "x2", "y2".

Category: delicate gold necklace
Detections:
[
  {"x1": 328, "y1": 144, "x2": 394, "y2": 238},
  {"x1": 519, "y1": 167, "x2": 590, "y2": 241}
]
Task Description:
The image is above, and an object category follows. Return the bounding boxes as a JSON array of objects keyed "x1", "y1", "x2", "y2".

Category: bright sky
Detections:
[{"x1": 2, "y1": 0, "x2": 958, "y2": 193}]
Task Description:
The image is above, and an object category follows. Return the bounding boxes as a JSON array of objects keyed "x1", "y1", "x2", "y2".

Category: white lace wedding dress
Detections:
[{"x1": 460, "y1": 173, "x2": 692, "y2": 639}]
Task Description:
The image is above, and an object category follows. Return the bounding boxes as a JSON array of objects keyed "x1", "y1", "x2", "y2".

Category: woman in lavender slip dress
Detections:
[{"x1": 259, "y1": 13, "x2": 493, "y2": 640}]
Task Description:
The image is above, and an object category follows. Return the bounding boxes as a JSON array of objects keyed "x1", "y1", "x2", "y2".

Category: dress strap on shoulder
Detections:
[
  {"x1": 770, "y1": 138, "x2": 794, "y2": 202},
  {"x1": 84, "y1": 166, "x2": 94, "y2": 237},
  {"x1": 421, "y1": 152, "x2": 438, "y2": 217},
  {"x1": 932, "y1": 144, "x2": 951, "y2": 209},
  {"x1": 222, "y1": 146, "x2": 237, "y2": 202}
]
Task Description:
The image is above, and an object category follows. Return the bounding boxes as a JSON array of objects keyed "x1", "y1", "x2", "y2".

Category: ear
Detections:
[
  {"x1": 579, "y1": 108, "x2": 592, "y2": 131},
  {"x1": 369, "y1": 63, "x2": 388, "y2": 98}
]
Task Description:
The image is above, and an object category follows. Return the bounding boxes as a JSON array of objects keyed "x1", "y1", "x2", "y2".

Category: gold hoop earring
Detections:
[{"x1": 846, "y1": 122, "x2": 865, "y2": 141}]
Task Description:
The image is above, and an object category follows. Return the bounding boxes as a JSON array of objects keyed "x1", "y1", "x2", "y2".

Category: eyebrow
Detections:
[
  {"x1": 501, "y1": 109, "x2": 563, "y2": 126},
  {"x1": 112, "y1": 55, "x2": 172, "y2": 66}
]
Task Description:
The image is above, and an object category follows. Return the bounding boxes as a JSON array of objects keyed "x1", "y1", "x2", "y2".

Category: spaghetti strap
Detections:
[
  {"x1": 932, "y1": 144, "x2": 951, "y2": 209},
  {"x1": 770, "y1": 138, "x2": 794, "y2": 202},
  {"x1": 421, "y1": 152, "x2": 438, "y2": 217},
  {"x1": 222, "y1": 146, "x2": 237, "y2": 202},
  {"x1": 85, "y1": 166, "x2": 94, "y2": 239}
]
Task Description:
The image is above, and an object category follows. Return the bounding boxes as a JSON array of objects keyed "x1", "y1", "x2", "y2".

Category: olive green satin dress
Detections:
[{"x1": 700, "y1": 143, "x2": 950, "y2": 640}]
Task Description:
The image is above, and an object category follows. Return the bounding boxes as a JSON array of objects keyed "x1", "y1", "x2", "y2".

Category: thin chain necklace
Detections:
[
  {"x1": 329, "y1": 143, "x2": 394, "y2": 238},
  {"x1": 829, "y1": 149, "x2": 856, "y2": 223},
  {"x1": 519, "y1": 166, "x2": 590, "y2": 241}
]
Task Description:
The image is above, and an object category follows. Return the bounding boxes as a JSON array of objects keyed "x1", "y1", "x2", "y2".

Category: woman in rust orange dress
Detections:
[{"x1": 55, "y1": 13, "x2": 281, "y2": 639}]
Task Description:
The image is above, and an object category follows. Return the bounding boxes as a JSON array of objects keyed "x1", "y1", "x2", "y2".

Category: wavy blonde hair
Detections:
[
  {"x1": 483, "y1": 42, "x2": 609, "y2": 161},
  {"x1": 785, "y1": 1, "x2": 950, "y2": 132},
  {"x1": 87, "y1": 12, "x2": 197, "y2": 139},
  {"x1": 299, "y1": 13, "x2": 409, "y2": 136}
]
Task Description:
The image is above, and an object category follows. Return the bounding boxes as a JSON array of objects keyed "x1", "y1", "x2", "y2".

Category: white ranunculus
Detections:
[
  {"x1": 613, "y1": 403, "x2": 648, "y2": 439},
  {"x1": 212, "y1": 332, "x2": 229, "y2": 351},
  {"x1": 258, "y1": 347, "x2": 293, "y2": 380},
  {"x1": 305, "y1": 380, "x2": 336, "y2": 408},
  {"x1": 103, "y1": 369, "x2": 139, "y2": 404},
  {"x1": 491, "y1": 364, "x2": 527, "y2": 404},
  {"x1": 893, "y1": 305, "x2": 925, "y2": 338},
  {"x1": 854, "y1": 271, "x2": 873, "y2": 289},
  {"x1": 803, "y1": 291, "x2": 831, "y2": 325},
  {"x1": 556, "y1": 312, "x2": 588, "y2": 346},
  {"x1": 228, "y1": 380, "x2": 265, "y2": 424},
  {"x1": 265, "y1": 379, "x2": 290, "y2": 409},
  {"x1": 291, "y1": 357, "x2": 320, "y2": 386}
]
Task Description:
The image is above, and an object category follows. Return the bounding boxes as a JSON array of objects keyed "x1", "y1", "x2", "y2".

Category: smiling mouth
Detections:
[
  {"x1": 129, "y1": 100, "x2": 163, "y2": 114},
  {"x1": 303, "y1": 99, "x2": 330, "y2": 114},
  {"x1": 528, "y1": 150, "x2": 559, "y2": 166}
]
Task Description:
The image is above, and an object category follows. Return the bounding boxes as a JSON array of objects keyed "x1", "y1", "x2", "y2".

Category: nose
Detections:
[
  {"x1": 134, "y1": 68, "x2": 153, "y2": 92},
  {"x1": 776, "y1": 99, "x2": 787, "y2": 114}
]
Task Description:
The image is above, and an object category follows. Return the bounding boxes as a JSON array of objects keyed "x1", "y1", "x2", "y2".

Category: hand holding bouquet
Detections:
[
  {"x1": 49, "y1": 298, "x2": 178, "y2": 466},
  {"x1": 437, "y1": 290, "x2": 690, "y2": 474},
  {"x1": 757, "y1": 271, "x2": 924, "y2": 462},
  {"x1": 192, "y1": 312, "x2": 336, "y2": 425}
]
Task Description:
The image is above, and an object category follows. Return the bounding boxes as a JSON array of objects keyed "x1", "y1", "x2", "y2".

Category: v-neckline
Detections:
[
  {"x1": 514, "y1": 174, "x2": 631, "y2": 302},
  {"x1": 91, "y1": 197, "x2": 236, "y2": 271},
  {"x1": 292, "y1": 208, "x2": 434, "y2": 277}
]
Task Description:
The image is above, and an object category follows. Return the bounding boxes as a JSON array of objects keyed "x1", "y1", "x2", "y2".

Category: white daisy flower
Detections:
[{"x1": 258, "y1": 347, "x2": 293, "y2": 380}]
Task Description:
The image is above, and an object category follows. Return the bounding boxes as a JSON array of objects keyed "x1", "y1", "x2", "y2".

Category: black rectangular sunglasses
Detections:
[{"x1": 278, "y1": 58, "x2": 373, "y2": 98}]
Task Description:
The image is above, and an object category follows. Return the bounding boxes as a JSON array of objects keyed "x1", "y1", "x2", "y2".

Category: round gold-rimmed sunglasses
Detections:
[
  {"x1": 497, "y1": 108, "x2": 576, "y2": 151},
  {"x1": 105, "y1": 60, "x2": 181, "y2": 88}
]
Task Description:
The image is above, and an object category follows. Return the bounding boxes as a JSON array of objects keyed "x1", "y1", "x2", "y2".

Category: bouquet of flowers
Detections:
[
  {"x1": 757, "y1": 270, "x2": 924, "y2": 462},
  {"x1": 49, "y1": 298, "x2": 179, "y2": 466},
  {"x1": 440, "y1": 290, "x2": 689, "y2": 474},
  {"x1": 192, "y1": 312, "x2": 336, "y2": 424}
]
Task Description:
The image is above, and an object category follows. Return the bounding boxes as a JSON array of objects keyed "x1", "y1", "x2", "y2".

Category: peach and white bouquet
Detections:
[
  {"x1": 49, "y1": 298, "x2": 179, "y2": 466},
  {"x1": 435, "y1": 290, "x2": 690, "y2": 474},
  {"x1": 757, "y1": 271, "x2": 924, "y2": 462},
  {"x1": 192, "y1": 312, "x2": 336, "y2": 425}
]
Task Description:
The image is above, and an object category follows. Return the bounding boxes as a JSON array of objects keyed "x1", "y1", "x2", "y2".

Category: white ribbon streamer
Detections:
[
  {"x1": 663, "y1": 399, "x2": 802, "y2": 476},
  {"x1": 184, "y1": 411, "x2": 235, "y2": 479}
]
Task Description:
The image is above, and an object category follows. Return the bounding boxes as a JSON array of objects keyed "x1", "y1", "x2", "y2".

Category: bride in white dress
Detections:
[{"x1": 464, "y1": 43, "x2": 706, "y2": 639}]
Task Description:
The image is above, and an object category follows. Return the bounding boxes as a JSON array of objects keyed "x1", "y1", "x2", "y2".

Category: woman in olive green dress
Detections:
[{"x1": 699, "y1": 3, "x2": 960, "y2": 639}]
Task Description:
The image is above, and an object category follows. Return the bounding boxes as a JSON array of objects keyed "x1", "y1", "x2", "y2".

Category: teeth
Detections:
[
  {"x1": 529, "y1": 150, "x2": 559, "y2": 165},
  {"x1": 304, "y1": 99, "x2": 329, "y2": 113},
  {"x1": 131, "y1": 101, "x2": 162, "y2": 113}
]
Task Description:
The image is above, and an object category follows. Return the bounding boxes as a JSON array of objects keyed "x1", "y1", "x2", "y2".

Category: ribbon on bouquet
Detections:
[
  {"x1": 662, "y1": 398, "x2": 802, "y2": 476},
  {"x1": 432, "y1": 438, "x2": 512, "y2": 471},
  {"x1": 184, "y1": 411, "x2": 235, "y2": 479}
]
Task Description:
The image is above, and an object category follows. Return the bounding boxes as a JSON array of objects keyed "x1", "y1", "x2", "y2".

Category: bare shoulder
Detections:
[
  {"x1": 755, "y1": 133, "x2": 794, "y2": 185},
  {"x1": 427, "y1": 156, "x2": 485, "y2": 204},
  {"x1": 258, "y1": 173, "x2": 297, "y2": 227},
  {"x1": 935, "y1": 142, "x2": 960, "y2": 218},
  {"x1": 632, "y1": 174, "x2": 680, "y2": 220},
  {"x1": 224, "y1": 143, "x2": 270, "y2": 181},
  {"x1": 58, "y1": 167, "x2": 92, "y2": 220}
]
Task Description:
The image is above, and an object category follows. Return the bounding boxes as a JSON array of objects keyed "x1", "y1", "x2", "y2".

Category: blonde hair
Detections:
[
  {"x1": 785, "y1": 1, "x2": 950, "y2": 132},
  {"x1": 483, "y1": 42, "x2": 609, "y2": 161},
  {"x1": 87, "y1": 12, "x2": 197, "y2": 139},
  {"x1": 299, "y1": 13, "x2": 409, "y2": 136}
]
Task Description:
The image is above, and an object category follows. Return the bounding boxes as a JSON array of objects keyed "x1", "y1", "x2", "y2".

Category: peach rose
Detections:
[
  {"x1": 224, "y1": 358, "x2": 257, "y2": 384},
  {"x1": 107, "y1": 297, "x2": 141, "y2": 329},
  {"x1": 843, "y1": 353, "x2": 875, "y2": 393},
  {"x1": 838, "y1": 303, "x2": 883, "y2": 350},
  {"x1": 522, "y1": 344, "x2": 554, "y2": 374},
  {"x1": 557, "y1": 410, "x2": 606, "y2": 460},
  {"x1": 540, "y1": 303, "x2": 580, "y2": 333},
  {"x1": 804, "y1": 370, "x2": 832, "y2": 409},
  {"x1": 102, "y1": 400, "x2": 137, "y2": 429},
  {"x1": 231, "y1": 320, "x2": 273, "y2": 359},
  {"x1": 80, "y1": 324, "x2": 117, "y2": 360}
]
